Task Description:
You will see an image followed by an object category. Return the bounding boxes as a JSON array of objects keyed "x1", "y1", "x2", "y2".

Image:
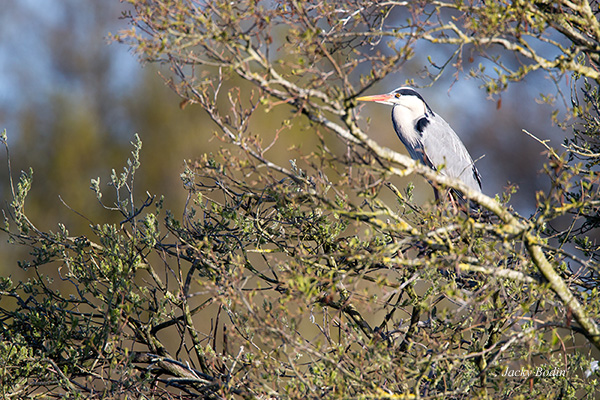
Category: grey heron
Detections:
[{"x1": 357, "y1": 87, "x2": 482, "y2": 202}]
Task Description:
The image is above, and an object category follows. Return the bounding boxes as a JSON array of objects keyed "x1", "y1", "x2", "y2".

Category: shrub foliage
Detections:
[{"x1": 2, "y1": 1, "x2": 600, "y2": 398}]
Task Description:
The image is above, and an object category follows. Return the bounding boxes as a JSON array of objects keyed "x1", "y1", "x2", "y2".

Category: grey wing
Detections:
[
  {"x1": 421, "y1": 114, "x2": 482, "y2": 192},
  {"x1": 401, "y1": 137, "x2": 437, "y2": 171}
]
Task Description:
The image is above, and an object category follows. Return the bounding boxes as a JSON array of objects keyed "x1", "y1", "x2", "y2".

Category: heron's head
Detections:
[{"x1": 357, "y1": 87, "x2": 432, "y2": 119}]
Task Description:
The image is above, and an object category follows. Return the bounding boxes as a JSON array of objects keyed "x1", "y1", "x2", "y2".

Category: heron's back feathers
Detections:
[{"x1": 422, "y1": 113, "x2": 482, "y2": 193}]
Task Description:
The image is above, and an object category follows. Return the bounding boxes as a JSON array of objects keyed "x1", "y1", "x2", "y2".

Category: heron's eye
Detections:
[{"x1": 395, "y1": 93, "x2": 401, "y2": 98}]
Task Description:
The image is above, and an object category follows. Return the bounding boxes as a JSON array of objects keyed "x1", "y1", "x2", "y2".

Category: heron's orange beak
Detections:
[{"x1": 356, "y1": 93, "x2": 393, "y2": 102}]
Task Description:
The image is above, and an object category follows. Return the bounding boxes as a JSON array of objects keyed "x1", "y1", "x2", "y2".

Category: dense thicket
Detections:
[{"x1": 2, "y1": 1, "x2": 600, "y2": 398}]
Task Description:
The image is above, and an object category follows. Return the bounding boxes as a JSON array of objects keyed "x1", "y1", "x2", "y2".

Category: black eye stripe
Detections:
[
  {"x1": 394, "y1": 87, "x2": 425, "y2": 102},
  {"x1": 392, "y1": 87, "x2": 433, "y2": 115},
  {"x1": 395, "y1": 88, "x2": 420, "y2": 97}
]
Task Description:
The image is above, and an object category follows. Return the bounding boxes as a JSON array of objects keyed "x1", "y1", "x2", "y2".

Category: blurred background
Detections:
[{"x1": 0, "y1": 1, "x2": 566, "y2": 278}]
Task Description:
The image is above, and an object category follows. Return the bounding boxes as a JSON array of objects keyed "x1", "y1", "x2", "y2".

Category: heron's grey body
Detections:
[{"x1": 358, "y1": 87, "x2": 482, "y2": 194}]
